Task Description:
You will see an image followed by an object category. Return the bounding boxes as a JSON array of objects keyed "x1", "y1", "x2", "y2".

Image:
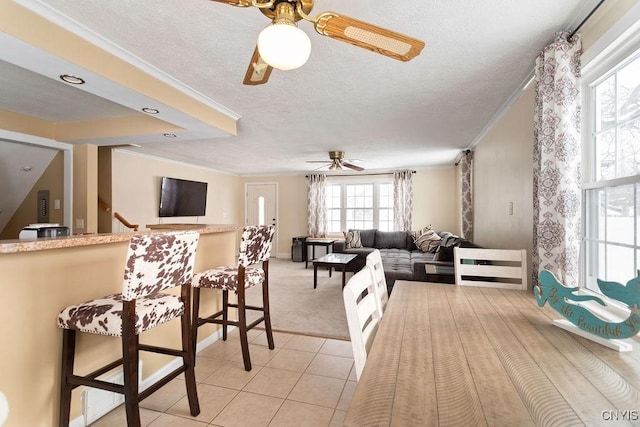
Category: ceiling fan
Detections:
[
  {"x1": 307, "y1": 151, "x2": 364, "y2": 171},
  {"x1": 209, "y1": 0, "x2": 425, "y2": 85}
]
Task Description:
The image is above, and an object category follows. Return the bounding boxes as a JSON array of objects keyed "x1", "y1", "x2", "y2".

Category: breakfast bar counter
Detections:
[
  {"x1": 0, "y1": 225, "x2": 241, "y2": 426},
  {"x1": 0, "y1": 223, "x2": 240, "y2": 254}
]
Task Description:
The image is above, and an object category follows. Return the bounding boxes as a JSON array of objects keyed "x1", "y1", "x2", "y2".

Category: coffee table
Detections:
[
  {"x1": 312, "y1": 253, "x2": 357, "y2": 289},
  {"x1": 424, "y1": 263, "x2": 455, "y2": 284}
]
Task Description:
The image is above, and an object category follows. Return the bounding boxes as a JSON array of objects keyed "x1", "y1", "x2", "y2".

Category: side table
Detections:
[{"x1": 304, "y1": 239, "x2": 336, "y2": 268}]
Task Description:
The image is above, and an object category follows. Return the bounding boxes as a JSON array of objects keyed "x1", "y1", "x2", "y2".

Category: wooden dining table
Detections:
[{"x1": 344, "y1": 280, "x2": 640, "y2": 426}]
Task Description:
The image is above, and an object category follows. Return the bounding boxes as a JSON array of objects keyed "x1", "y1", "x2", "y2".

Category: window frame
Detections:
[
  {"x1": 581, "y1": 31, "x2": 640, "y2": 290},
  {"x1": 326, "y1": 178, "x2": 395, "y2": 234}
]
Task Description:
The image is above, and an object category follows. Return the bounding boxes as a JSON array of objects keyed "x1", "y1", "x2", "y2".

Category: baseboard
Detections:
[
  {"x1": 66, "y1": 328, "x2": 230, "y2": 427},
  {"x1": 69, "y1": 416, "x2": 85, "y2": 427}
]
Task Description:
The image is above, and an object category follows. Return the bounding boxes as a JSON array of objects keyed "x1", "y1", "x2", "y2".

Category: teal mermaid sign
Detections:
[{"x1": 535, "y1": 270, "x2": 640, "y2": 340}]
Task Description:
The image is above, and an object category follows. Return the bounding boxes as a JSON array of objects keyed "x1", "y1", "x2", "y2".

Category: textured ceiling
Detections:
[{"x1": 3, "y1": 0, "x2": 600, "y2": 176}]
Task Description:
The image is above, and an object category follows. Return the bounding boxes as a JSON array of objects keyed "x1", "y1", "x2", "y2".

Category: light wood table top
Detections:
[{"x1": 345, "y1": 280, "x2": 640, "y2": 426}]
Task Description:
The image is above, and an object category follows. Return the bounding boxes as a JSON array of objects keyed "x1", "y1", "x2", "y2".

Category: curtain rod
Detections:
[
  {"x1": 569, "y1": 0, "x2": 606, "y2": 40},
  {"x1": 305, "y1": 170, "x2": 416, "y2": 178}
]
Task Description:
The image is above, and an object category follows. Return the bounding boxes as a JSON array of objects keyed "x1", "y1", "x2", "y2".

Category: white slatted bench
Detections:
[{"x1": 454, "y1": 247, "x2": 528, "y2": 290}]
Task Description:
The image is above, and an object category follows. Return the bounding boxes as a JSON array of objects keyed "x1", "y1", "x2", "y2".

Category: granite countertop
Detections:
[{"x1": 0, "y1": 224, "x2": 242, "y2": 254}]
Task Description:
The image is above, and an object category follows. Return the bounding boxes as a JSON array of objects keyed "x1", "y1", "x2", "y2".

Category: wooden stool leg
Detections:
[
  {"x1": 237, "y1": 284, "x2": 252, "y2": 371},
  {"x1": 181, "y1": 286, "x2": 200, "y2": 416},
  {"x1": 262, "y1": 261, "x2": 275, "y2": 350},
  {"x1": 222, "y1": 289, "x2": 229, "y2": 341},
  {"x1": 58, "y1": 329, "x2": 75, "y2": 427},
  {"x1": 122, "y1": 301, "x2": 141, "y2": 427},
  {"x1": 191, "y1": 287, "x2": 201, "y2": 358}
]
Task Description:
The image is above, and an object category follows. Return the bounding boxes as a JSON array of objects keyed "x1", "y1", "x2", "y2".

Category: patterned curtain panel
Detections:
[
  {"x1": 458, "y1": 150, "x2": 474, "y2": 241},
  {"x1": 533, "y1": 32, "x2": 582, "y2": 287},
  {"x1": 393, "y1": 170, "x2": 413, "y2": 231},
  {"x1": 307, "y1": 174, "x2": 327, "y2": 238}
]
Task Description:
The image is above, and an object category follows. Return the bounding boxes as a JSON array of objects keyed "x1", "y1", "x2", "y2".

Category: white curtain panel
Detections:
[
  {"x1": 533, "y1": 32, "x2": 582, "y2": 287},
  {"x1": 459, "y1": 150, "x2": 474, "y2": 241},
  {"x1": 306, "y1": 174, "x2": 327, "y2": 238},
  {"x1": 393, "y1": 170, "x2": 413, "y2": 231}
]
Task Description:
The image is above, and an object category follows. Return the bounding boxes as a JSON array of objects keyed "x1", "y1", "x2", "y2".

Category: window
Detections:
[
  {"x1": 583, "y1": 47, "x2": 640, "y2": 290},
  {"x1": 326, "y1": 181, "x2": 394, "y2": 233},
  {"x1": 258, "y1": 196, "x2": 265, "y2": 225}
]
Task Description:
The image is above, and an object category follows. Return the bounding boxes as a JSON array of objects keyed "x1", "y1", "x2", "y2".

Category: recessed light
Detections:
[
  {"x1": 142, "y1": 107, "x2": 160, "y2": 114},
  {"x1": 21, "y1": 165, "x2": 33, "y2": 172},
  {"x1": 163, "y1": 133, "x2": 177, "y2": 138},
  {"x1": 59, "y1": 74, "x2": 85, "y2": 85}
]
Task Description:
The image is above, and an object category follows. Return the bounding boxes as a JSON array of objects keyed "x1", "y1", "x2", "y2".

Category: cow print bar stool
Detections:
[
  {"x1": 57, "y1": 231, "x2": 201, "y2": 427},
  {"x1": 192, "y1": 225, "x2": 276, "y2": 371}
]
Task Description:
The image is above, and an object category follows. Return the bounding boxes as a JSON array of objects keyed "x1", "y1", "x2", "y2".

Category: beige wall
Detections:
[
  {"x1": 412, "y1": 167, "x2": 458, "y2": 233},
  {"x1": 473, "y1": 87, "x2": 535, "y2": 255},
  {"x1": 111, "y1": 151, "x2": 243, "y2": 234},
  {"x1": 98, "y1": 147, "x2": 113, "y2": 233},
  {"x1": 579, "y1": 0, "x2": 637, "y2": 51},
  {"x1": 0, "y1": 151, "x2": 65, "y2": 239},
  {"x1": 471, "y1": 0, "x2": 637, "y2": 285},
  {"x1": 240, "y1": 175, "x2": 308, "y2": 257},
  {"x1": 72, "y1": 144, "x2": 98, "y2": 234}
]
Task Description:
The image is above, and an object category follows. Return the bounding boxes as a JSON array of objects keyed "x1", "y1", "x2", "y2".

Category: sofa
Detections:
[{"x1": 333, "y1": 228, "x2": 478, "y2": 293}]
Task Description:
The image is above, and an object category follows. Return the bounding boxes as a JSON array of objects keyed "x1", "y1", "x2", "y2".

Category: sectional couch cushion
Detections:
[
  {"x1": 357, "y1": 229, "x2": 377, "y2": 248},
  {"x1": 378, "y1": 249, "x2": 414, "y2": 282},
  {"x1": 333, "y1": 228, "x2": 477, "y2": 293},
  {"x1": 375, "y1": 230, "x2": 413, "y2": 250}
]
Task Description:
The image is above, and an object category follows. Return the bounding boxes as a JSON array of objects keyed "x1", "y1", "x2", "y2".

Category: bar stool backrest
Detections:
[
  {"x1": 122, "y1": 231, "x2": 200, "y2": 300},
  {"x1": 238, "y1": 225, "x2": 276, "y2": 267}
]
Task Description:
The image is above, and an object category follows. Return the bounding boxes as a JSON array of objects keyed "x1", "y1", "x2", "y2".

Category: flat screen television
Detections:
[{"x1": 158, "y1": 177, "x2": 207, "y2": 217}]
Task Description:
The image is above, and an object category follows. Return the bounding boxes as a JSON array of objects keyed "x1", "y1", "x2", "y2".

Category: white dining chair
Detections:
[
  {"x1": 365, "y1": 249, "x2": 388, "y2": 316},
  {"x1": 343, "y1": 265, "x2": 381, "y2": 381}
]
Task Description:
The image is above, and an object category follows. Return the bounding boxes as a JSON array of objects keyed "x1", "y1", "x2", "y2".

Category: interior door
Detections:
[{"x1": 245, "y1": 183, "x2": 278, "y2": 256}]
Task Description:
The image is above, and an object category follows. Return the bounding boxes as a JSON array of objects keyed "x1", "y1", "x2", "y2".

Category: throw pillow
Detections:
[
  {"x1": 413, "y1": 226, "x2": 441, "y2": 253},
  {"x1": 343, "y1": 230, "x2": 362, "y2": 248}
]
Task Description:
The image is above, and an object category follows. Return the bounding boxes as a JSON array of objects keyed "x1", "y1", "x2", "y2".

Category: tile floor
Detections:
[{"x1": 92, "y1": 329, "x2": 355, "y2": 426}]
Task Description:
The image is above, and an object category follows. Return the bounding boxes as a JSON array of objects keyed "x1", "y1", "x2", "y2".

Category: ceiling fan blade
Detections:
[
  {"x1": 209, "y1": 0, "x2": 253, "y2": 7},
  {"x1": 243, "y1": 46, "x2": 273, "y2": 86},
  {"x1": 306, "y1": 161, "x2": 332, "y2": 163},
  {"x1": 314, "y1": 12, "x2": 425, "y2": 62},
  {"x1": 343, "y1": 161, "x2": 365, "y2": 172}
]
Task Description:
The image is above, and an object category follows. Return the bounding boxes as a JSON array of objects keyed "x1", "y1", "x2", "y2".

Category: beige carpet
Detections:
[{"x1": 245, "y1": 257, "x2": 350, "y2": 340}]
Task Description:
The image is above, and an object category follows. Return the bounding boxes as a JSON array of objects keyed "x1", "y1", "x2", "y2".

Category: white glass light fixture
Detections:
[
  {"x1": 257, "y1": 23, "x2": 311, "y2": 70},
  {"x1": 256, "y1": 2, "x2": 311, "y2": 71}
]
